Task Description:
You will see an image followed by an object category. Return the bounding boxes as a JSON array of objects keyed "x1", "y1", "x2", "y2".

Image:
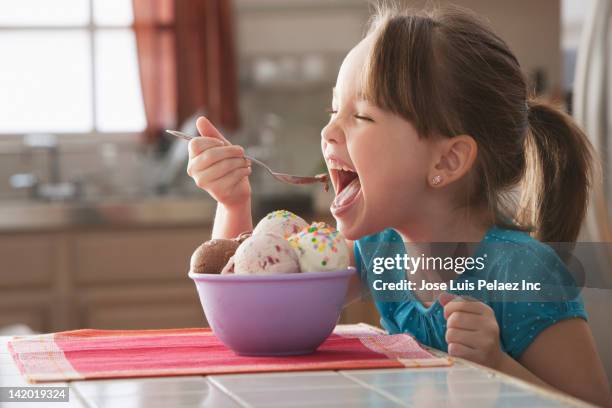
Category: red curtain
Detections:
[{"x1": 133, "y1": 0, "x2": 240, "y2": 143}]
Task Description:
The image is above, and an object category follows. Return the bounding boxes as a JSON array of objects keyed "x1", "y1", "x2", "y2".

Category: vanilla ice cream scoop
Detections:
[
  {"x1": 252, "y1": 210, "x2": 309, "y2": 239},
  {"x1": 288, "y1": 222, "x2": 350, "y2": 272},
  {"x1": 234, "y1": 232, "x2": 300, "y2": 275}
]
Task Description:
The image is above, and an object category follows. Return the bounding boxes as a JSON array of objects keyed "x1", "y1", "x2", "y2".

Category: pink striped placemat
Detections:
[{"x1": 9, "y1": 324, "x2": 452, "y2": 383}]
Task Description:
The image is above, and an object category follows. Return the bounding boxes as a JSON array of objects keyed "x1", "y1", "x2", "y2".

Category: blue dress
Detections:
[{"x1": 354, "y1": 226, "x2": 587, "y2": 359}]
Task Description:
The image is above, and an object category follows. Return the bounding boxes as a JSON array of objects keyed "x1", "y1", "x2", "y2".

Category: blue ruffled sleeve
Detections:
[{"x1": 491, "y1": 244, "x2": 588, "y2": 359}]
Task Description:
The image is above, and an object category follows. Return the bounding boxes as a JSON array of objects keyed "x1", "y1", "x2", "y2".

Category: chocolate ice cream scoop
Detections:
[{"x1": 190, "y1": 239, "x2": 240, "y2": 274}]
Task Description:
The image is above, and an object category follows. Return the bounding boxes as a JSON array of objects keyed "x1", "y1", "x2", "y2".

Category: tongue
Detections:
[{"x1": 334, "y1": 177, "x2": 361, "y2": 207}]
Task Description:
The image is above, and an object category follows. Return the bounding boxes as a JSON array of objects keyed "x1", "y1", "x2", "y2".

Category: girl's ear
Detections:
[{"x1": 429, "y1": 135, "x2": 478, "y2": 187}]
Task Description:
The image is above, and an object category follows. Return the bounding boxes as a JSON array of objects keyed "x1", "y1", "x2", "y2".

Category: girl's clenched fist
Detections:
[
  {"x1": 440, "y1": 292, "x2": 503, "y2": 369},
  {"x1": 187, "y1": 117, "x2": 251, "y2": 208}
]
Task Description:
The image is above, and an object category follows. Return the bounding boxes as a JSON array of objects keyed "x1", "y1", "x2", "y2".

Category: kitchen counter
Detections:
[
  {"x1": 0, "y1": 335, "x2": 591, "y2": 407},
  {"x1": 0, "y1": 192, "x2": 328, "y2": 232},
  {"x1": 0, "y1": 197, "x2": 217, "y2": 232}
]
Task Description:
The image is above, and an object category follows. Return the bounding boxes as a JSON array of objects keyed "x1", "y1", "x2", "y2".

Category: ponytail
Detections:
[{"x1": 518, "y1": 100, "x2": 595, "y2": 242}]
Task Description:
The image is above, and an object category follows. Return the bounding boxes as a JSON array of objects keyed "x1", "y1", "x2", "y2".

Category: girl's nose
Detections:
[{"x1": 321, "y1": 121, "x2": 344, "y2": 145}]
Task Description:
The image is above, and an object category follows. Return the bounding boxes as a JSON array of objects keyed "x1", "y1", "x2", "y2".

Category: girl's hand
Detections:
[
  {"x1": 187, "y1": 117, "x2": 252, "y2": 208},
  {"x1": 439, "y1": 292, "x2": 503, "y2": 369}
]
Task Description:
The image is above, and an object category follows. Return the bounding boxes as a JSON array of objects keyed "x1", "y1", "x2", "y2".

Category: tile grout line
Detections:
[
  {"x1": 206, "y1": 376, "x2": 254, "y2": 408},
  {"x1": 450, "y1": 357, "x2": 592, "y2": 407},
  {"x1": 70, "y1": 382, "x2": 98, "y2": 408},
  {"x1": 338, "y1": 371, "x2": 413, "y2": 408}
]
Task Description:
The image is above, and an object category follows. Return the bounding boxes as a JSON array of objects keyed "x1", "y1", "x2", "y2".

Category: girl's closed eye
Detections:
[
  {"x1": 354, "y1": 114, "x2": 374, "y2": 122},
  {"x1": 325, "y1": 107, "x2": 374, "y2": 122}
]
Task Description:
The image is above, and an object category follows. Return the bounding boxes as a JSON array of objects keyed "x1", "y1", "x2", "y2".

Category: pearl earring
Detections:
[{"x1": 431, "y1": 175, "x2": 442, "y2": 186}]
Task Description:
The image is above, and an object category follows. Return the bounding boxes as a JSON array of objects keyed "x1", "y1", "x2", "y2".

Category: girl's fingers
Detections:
[
  {"x1": 226, "y1": 165, "x2": 253, "y2": 190},
  {"x1": 445, "y1": 328, "x2": 477, "y2": 349},
  {"x1": 446, "y1": 311, "x2": 480, "y2": 331},
  {"x1": 439, "y1": 292, "x2": 480, "y2": 307},
  {"x1": 188, "y1": 145, "x2": 245, "y2": 175},
  {"x1": 447, "y1": 342, "x2": 477, "y2": 359},
  {"x1": 207, "y1": 166, "x2": 251, "y2": 192},
  {"x1": 193, "y1": 157, "x2": 250, "y2": 186},
  {"x1": 443, "y1": 298, "x2": 491, "y2": 320},
  {"x1": 188, "y1": 137, "x2": 225, "y2": 159},
  {"x1": 438, "y1": 292, "x2": 457, "y2": 306},
  {"x1": 196, "y1": 116, "x2": 230, "y2": 145}
]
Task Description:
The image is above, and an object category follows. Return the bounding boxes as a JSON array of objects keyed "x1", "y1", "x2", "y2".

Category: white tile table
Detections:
[{"x1": 0, "y1": 336, "x2": 593, "y2": 408}]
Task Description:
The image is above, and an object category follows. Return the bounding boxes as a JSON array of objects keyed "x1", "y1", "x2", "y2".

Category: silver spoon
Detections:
[{"x1": 166, "y1": 130, "x2": 329, "y2": 191}]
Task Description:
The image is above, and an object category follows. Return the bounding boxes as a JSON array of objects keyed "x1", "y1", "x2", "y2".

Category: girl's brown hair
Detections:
[{"x1": 362, "y1": 4, "x2": 595, "y2": 242}]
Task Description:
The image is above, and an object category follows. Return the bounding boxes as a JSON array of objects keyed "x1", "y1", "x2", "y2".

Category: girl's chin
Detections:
[
  {"x1": 336, "y1": 222, "x2": 360, "y2": 240},
  {"x1": 332, "y1": 197, "x2": 370, "y2": 240}
]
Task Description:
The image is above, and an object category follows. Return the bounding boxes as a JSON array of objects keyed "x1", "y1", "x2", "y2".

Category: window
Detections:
[
  {"x1": 561, "y1": 0, "x2": 595, "y2": 93},
  {"x1": 0, "y1": 0, "x2": 146, "y2": 134}
]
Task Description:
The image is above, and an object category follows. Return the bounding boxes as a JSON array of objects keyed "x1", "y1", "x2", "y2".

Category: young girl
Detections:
[{"x1": 186, "y1": 5, "x2": 611, "y2": 406}]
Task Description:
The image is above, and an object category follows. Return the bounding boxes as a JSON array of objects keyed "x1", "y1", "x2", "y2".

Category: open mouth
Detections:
[{"x1": 329, "y1": 166, "x2": 361, "y2": 213}]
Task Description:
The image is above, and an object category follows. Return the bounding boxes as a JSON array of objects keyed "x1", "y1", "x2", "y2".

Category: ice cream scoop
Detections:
[
  {"x1": 252, "y1": 210, "x2": 309, "y2": 239},
  {"x1": 233, "y1": 232, "x2": 300, "y2": 274},
  {"x1": 190, "y1": 239, "x2": 240, "y2": 274},
  {"x1": 221, "y1": 256, "x2": 235, "y2": 274},
  {"x1": 288, "y1": 222, "x2": 350, "y2": 272}
]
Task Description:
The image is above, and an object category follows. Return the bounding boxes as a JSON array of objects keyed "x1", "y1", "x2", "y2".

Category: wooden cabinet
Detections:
[
  {"x1": 0, "y1": 234, "x2": 57, "y2": 288},
  {"x1": 0, "y1": 226, "x2": 209, "y2": 332},
  {"x1": 76, "y1": 283, "x2": 207, "y2": 330},
  {"x1": 73, "y1": 229, "x2": 205, "y2": 285}
]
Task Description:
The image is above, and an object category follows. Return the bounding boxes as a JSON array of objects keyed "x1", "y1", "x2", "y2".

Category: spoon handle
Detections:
[
  {"x1": 244, "y1": 155, "x2": 273, "y2": 174},
  {"x1": 165, "y1": 129, "x2": 328, "y2": 188}
]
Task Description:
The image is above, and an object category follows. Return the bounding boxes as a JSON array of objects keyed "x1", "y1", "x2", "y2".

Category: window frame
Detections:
[{"x1": 0, "y1": 0, "x2": 144, "y2": 141}]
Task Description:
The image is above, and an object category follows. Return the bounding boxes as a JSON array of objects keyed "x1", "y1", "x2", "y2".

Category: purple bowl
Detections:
[{"x1": 188, "y1": 268, "x2": 356, "y2": 356}]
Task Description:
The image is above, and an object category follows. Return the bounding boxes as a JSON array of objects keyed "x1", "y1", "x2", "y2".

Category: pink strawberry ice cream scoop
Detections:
[
  {"x1": 221, "y1": 255, "x2": 235, "y2": 274},
  {"x1": 288, "y1": 222, "x2": 350, "y2": 272},
  {"x1": 233, "y1": 232, "x2": 300, "y2": 275},
  {"x1": 252, "y1": 210, "x2": 309, "y2": 239}
]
